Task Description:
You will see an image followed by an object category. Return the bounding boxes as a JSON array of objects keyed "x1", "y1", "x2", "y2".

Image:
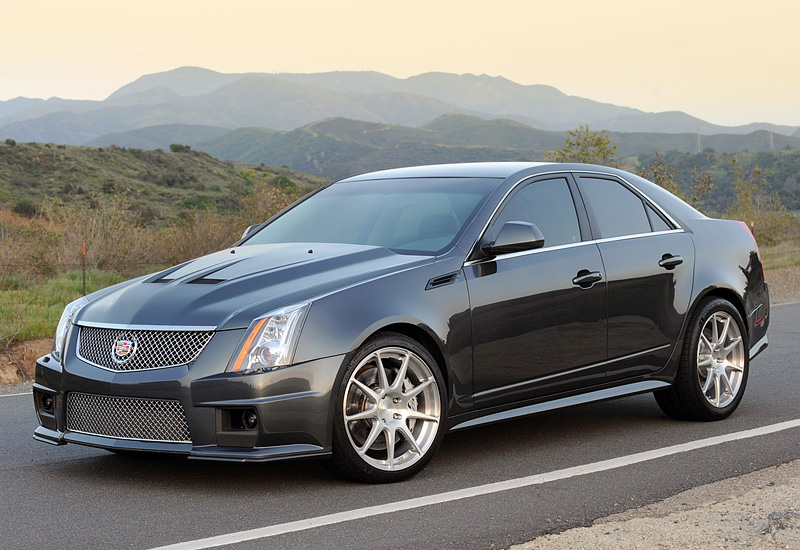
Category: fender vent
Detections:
[{"x1": 425, "y1": 271, "x2": 459, "y2": 290}]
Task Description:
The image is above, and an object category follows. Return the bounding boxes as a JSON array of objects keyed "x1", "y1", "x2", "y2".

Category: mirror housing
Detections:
[
  {"x1": 480, "y1": 221, "x2": 545, "y2": 257},
  {"x1": 241, "y1": 224, "x2": 261, "y2": 240}
]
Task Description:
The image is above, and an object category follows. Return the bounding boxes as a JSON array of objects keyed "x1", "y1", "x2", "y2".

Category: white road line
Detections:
[
  {"x1": 150, "y1": 418, "x2": 800, "y2": 550},
  {"x1": 0, "y1": 391, "x2": 31, "y2": 398}
]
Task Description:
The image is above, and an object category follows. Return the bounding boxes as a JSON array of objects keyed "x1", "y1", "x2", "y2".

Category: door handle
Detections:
[
  {"x1": 658, "y1": 254, "x2": 683, "y2": 270},
  {"x1": 572, "y1": 270, "x2": 603, "y2": 287}
]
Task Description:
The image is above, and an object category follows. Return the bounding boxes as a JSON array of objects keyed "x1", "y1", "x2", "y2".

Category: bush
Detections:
[
  {"x1": 169, "y1": 143, "x2": 192, "y2": 153},
  {"x1": 12, "y1": 198, "x2": 37, "y2": 218},
  {"x1": 4, "y1": 139, "x2": 16, "y2": 147}
]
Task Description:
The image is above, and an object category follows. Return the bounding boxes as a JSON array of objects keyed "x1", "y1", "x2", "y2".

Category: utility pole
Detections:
[{"x1": 696, "y1": 124, "x2": 702, "y2": 153}]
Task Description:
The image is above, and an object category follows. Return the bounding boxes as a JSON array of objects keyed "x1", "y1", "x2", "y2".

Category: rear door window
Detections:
[{"x1": 577, "y1": 177, "x2": 652, "y2": 238}]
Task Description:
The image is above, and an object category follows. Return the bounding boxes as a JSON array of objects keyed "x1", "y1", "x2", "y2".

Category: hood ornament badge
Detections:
[{"x1": 112, "y1": 337, "x2": 138, "y2": 364}]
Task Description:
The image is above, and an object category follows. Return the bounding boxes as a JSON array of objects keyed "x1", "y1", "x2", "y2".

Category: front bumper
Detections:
[{"x1": 33, "y1": 328, "x2": 344, "y2": 462}]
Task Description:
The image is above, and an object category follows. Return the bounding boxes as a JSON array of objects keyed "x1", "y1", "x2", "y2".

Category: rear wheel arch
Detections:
[{"x1": 687, "y1": 287, "x2": 748, "y2": 341}]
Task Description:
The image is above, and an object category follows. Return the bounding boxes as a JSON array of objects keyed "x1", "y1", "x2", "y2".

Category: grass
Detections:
[
  {"x1": 0, "y1": 269, "x2": 125, "y2": 346},
  {"x1": 759, "y1": 240, "x2": 800, "y2": 270}
]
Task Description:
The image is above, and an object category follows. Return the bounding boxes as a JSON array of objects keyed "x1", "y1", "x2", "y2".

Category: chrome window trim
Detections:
[
  {"x1": 76, "y1": 321, "x2": 217, "y2": 331},
  {"x1": 463, "y1": 168, "x2": 684, "y2": 267},
  {"x1": 464, "y1": 228, "x2": 684, "y2": 267}
]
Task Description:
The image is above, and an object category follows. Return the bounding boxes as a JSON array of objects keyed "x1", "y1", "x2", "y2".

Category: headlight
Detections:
[
  {"x1": 52, "y1": 296, "x2": 89, "y2": 363},
  {"x1": 226, "y1": 303, "x2": 310, "y2": 374}
]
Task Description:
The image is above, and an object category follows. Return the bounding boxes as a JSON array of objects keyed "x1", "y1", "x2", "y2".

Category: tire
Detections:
[
  {"x1": 328, "y1": 332, "x2": 447, "y2": 483},
  {"x1": 655, "y1": 297, "x2": 749, "y2": 421}
]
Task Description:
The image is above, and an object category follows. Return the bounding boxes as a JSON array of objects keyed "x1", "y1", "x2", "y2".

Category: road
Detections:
[{"x1": 2, "y1": 303, "x2": 799, "y2": 550}]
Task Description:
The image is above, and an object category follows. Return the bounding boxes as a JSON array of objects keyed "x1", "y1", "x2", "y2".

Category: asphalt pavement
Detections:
[{"x1": 2, "y1": 303, "x2": 799, "y2": 550}]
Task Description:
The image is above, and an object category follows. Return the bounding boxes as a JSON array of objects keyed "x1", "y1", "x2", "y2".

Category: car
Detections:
[{"x1": 33, "y1": 162, "x2": 770, "y2": 482}]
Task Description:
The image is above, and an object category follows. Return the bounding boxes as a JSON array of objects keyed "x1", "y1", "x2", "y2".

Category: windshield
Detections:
[{"x1": 244, "y1": 177, "x2": 499, "y2": 254}]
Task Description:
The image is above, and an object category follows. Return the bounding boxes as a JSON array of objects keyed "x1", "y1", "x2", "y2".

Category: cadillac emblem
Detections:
[{"x1": 112, "y1": 337, "x2": 138, "y2": 364}]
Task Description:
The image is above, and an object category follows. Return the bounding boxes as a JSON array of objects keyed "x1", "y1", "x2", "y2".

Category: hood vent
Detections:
[
  {"x1": 187, "y1": 277, "x2": 226, "y2": 285},
  {"x1": 425, "y1": 271, "x2": 460, "y2": 290}
]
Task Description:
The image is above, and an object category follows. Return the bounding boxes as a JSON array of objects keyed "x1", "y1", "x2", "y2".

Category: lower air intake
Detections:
[{"x1": 66, "y1": 392, "x2": 191, "y2": 443}]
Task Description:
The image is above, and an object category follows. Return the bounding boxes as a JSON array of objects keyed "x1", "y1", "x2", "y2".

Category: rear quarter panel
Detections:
[{"x1": 688, "y1": 218, "x2": 769, "y2": 350}]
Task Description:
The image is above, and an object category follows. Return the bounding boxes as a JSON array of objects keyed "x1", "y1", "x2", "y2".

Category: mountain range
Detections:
[{"x1": 1, "y1": 66, "x2": 798, "y2": 179}]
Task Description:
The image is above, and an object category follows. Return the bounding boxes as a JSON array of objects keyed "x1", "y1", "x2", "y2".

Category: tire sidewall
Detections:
[
  {"x1": 331, "y1": 332, "x2": 447, "y2": 482},
  {"x1": 685, "y1": 298, "x2": 750, "y2": 419}
]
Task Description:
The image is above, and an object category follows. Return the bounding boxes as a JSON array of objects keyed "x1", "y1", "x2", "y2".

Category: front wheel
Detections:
[
  {"x1": 328, "y1": 333, "x2": 446, "y2": 483},
  {"x1": 655, "y1": 297, "x2": 749, "y2": 421}
]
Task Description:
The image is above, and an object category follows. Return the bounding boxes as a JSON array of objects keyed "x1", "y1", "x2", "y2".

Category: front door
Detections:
[{"x1": 465, "y1": 176, "x2": 608, "y2": 409}]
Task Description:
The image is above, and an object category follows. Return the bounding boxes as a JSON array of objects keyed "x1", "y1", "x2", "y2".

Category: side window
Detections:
[
  {"x1": 578, "y1": 177, "x2": 651, "y2": 238},
  {"x1": 646, "y1": 203, "x2": 672, "y2": 232},
  {"x1": 492, "y1": 178, "x2": 581, "y2": 248}
]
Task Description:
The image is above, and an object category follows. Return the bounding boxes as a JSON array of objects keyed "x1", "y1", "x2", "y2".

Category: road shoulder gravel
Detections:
[{"x1": 511, "y1": 459, "x2": 800, "y2": 549}]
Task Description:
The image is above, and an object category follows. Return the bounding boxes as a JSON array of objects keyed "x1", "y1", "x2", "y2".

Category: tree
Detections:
[
  {"x1": 726, "y1": 159, "x2": 791, "y2": 245},
  {"x1": 637, "y1": 152, "x2": 714, "y2": 209},
  {"x1": 546, "y1": 125, "x2": 619, "y2": 167}
]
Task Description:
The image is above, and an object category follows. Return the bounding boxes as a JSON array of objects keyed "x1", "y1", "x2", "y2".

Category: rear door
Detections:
[{"x1": 575, "y1": 173, "x2": 695, "y2": 380}]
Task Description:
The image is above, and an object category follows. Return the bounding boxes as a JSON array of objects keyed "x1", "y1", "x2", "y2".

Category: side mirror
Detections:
[
  {"x1": 241, "y1": 224, "x2": 261, "y2": 240},
  {"x1": 480, "y1": 221, "x2": 545, "y2": 257}
]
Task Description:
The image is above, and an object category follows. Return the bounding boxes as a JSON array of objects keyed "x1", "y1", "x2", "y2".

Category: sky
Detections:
[{"x1": 2, "y1": 0, "x2": 798, "y2": 127}]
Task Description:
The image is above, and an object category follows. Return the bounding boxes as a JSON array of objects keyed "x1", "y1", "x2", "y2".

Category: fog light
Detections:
[
  {"x1": 242, "y1": 410, "x2": 258, "y2": 430},
  {"x1": 40, "y1": 394, "x2": 54, "y2": 412}
]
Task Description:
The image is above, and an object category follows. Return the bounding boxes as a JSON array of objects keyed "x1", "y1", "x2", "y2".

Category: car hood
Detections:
[{"x1": 75, "y1": 243, "x2": 432, "y2": 330}]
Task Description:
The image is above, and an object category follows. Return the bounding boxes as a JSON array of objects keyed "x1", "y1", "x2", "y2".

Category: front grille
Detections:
[
  {"x1": 77, "y1": 326, "x2": 214, "y2": 371},
  {"x1": 66, "y1": 392, "x2": 191, "y2": 443}
]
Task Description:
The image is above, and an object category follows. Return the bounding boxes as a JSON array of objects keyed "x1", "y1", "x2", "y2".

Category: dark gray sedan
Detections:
[{"x1": 33, "y1": 162, "x2": 770, "y2": 482}]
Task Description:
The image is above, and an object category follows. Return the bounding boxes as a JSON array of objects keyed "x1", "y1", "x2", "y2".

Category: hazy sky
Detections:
[{"x1": 2, "y1": 0, "x2": 798, "y2": 126}]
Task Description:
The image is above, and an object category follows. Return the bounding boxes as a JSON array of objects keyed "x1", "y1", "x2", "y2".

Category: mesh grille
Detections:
[
  {"x1": 66, "y1": 392, "x2": 191, "y2": 443},
  {"x1": 77, "y1": 326, "x2": 214, "y2": 371}
]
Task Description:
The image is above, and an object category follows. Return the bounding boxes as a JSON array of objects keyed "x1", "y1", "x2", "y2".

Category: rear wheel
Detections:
[
  {"x1": 655, "y1": 297, "x2": 749, "y2": 420},
  {"x1": 328, "y1": 333, "x2": 446, "y2": 483}
]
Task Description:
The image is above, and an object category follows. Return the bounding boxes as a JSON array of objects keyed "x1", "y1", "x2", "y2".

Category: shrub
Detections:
[{"x1": 12, "y1": 198, "x2": 37, "y2": 218}]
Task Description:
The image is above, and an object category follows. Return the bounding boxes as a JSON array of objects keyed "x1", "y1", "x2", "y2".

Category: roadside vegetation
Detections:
[
  {"x1": 0, "y1": 143, "x2": 325, "y2": 349},
  {"x1": 1, "y1": 133, "x2": 797, "y2": 352}
]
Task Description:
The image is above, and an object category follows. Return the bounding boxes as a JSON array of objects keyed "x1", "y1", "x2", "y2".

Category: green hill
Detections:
[
  {"x1": 0, "y1": 141, "x2": 326, "y2": 222},
  {"x1": 196, "y1": 115, "x2": 800, "y2": 180},
  {"x1": 86, "y1": 124, "x2": 230, "y2": 149}
]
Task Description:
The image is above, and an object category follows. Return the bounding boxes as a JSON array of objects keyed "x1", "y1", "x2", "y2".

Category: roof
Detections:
[{"x1": 338, "y1": 162, "x2": 555, "y2": 182}]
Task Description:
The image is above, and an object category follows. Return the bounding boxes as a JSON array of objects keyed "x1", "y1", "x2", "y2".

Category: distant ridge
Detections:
[
  {"x1": 1, "y1": 67, "x2": 797, "y2": 148},
  {"x1": 194, "y1": 116, "x2": 800, "y2": 180}
]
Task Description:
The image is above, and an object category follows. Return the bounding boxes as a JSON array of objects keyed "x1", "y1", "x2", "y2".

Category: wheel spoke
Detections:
[
  {"x1": 718, "y1": 316, "x2": 731, "y2": 346},
  {"x1": 384, "y1": 426, "x2": 396, "y2": 469},
  {"x1": 357, "y1": 421, "x2": 382, "y2": 455},
  {"x1": 406, "y1": 409, "x2": 439, "y2": 423},
  {"x1": 345, "y1": 407, "x2": 378, "y2": 422},
  {"x1": 712, "y1": 374, "x2": 721, "y2": 406},
  {"x1": 701, "y1": 371, "x2": 714, "y2": 393},
  {"x1": 398, "y1": 423, "x2": 422, "y2": 455},
  {"x1": 352, "y1": 378, "x2": 380, "y2": 402},
  {"x1": 720, "y1": 371, "x2": 734, "y2": 397},
  {"x1": 375, "y1": 352, "x2": 390, "y2": 392},
  {"x1": 699, "y1": 334, "x2": 713, "y2": 354},
  {"x1": 390, "y1": 354, "x2": 410, "y2": 392},
  {"x1": 697, "y1": 356, "x2": 713, "y2": 368},
  {"x1": 404, "y1": 378, "x2": 433, "y2": 400},
  {"x1": 711, "y1": 315, "x2": 720, "y2": 347},
  {"x1": 724, "y1": 360, "x2": 744, "y2": 373},
  {"x1": 723, "y1": 337, "x2": 742, "y2": 355}
]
